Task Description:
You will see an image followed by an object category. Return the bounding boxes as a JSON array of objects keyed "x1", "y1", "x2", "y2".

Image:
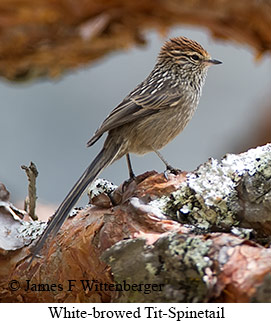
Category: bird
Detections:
[{"x1": 30, "y1": 36, "x2": 222, "y2": 260}]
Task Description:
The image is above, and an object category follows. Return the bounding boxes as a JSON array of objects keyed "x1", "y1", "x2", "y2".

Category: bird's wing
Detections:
[{"x1": 87, "y1": 85, "x2": 181, "y2": 147}]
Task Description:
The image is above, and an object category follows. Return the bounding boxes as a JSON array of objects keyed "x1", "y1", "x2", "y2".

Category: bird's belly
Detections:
[{"x1": 126, "y1": 103, "x2": 197, "y2": 154}]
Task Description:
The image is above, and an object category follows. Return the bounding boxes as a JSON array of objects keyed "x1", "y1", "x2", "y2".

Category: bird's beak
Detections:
[{"x1": 205, "y1": 59, "x2": 222, "y2": 65}]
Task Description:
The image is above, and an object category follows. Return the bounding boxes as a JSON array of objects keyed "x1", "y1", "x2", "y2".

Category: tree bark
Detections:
[{"x1": 0, "y1": 144, "x2": 271, "y2": 302}]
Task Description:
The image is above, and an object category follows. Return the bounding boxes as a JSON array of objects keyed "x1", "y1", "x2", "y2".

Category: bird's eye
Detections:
[{"x1": 191, "y1": 54, "x2": 200, "y2": 61}]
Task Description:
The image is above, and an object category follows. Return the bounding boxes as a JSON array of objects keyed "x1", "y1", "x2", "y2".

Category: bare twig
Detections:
[{"x1": 21, "y1": 162, "x2": 39, "y2": 220}]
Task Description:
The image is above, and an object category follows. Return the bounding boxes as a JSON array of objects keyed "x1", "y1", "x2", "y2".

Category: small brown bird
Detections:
[{"x1": 31, "y1": 36, "x2": 221, "y2": 258}]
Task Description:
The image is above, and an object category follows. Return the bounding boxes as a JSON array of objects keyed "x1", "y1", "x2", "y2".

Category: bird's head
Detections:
[{"x1": 158, "y1": 36, "x2": 222, "y2": 72}]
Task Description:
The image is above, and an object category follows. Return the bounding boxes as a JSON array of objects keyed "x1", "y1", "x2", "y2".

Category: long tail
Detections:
[{"x1": 30, "y1": 142, "x2": 121, "y2": 259}]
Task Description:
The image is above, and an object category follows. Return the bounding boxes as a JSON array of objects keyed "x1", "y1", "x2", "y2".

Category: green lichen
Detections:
[
  {"x1": 103, "y1": 233, "x2": 215, "y2": 302},
  {"x1": 145, "y1": 262, "x2": 157, "y2": 275},
  {"x1": 167, "y1": 235, "x2": 213, "y2": 276},
  {"x1": 150, "y1": 144, "x2": 271, "y2": 231},
  {"x1": 161, "y1": 234, "x2": 214, "y2": 301}
]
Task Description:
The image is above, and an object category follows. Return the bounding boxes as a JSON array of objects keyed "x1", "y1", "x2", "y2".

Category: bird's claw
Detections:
[
  {"x1": 164, "y1": 165, "x2": 182, "y2": 180},
  {"x1": 122, "y1": 175, "x2": 136, "y2": 192}
]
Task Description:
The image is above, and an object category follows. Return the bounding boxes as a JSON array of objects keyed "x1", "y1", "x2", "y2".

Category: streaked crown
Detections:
[{"x1": 157, "y1": 36, "x2": 219, "y2": 67}]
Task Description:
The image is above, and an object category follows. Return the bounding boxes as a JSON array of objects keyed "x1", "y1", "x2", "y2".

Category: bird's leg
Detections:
[
  {"x1": 122, "y1": 154, "x2": 136, "y2": 192},
  {"x1": 154, "y1": 150, "x2": 173, "y2": 170},
  {"x1": 126, "y1": 153, "x2": 136, "y2": 180},
  {"x1": 154, "y1": 150, "x2": 181, "y2": 178}
]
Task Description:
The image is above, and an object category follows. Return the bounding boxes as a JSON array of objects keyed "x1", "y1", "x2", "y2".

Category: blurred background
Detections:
[{"x1": 0, "y1": 4, "x2": 270, "y2": 216}]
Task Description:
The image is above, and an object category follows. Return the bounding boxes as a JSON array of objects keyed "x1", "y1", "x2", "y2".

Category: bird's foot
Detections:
[
  {"x1": 122, "y1": 174, "x2": 136, "y2": 192},
  {"x1": 164, "y1": 165, "x2": 182, "y2": 180}
]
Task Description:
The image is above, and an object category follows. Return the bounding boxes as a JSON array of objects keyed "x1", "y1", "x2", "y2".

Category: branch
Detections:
[
  {"x1": 0, "y1": 144, "x2": 270, "y2": 302},
  {"x1": 0, "y1": 0, "x2": 270, "y2": 81}
]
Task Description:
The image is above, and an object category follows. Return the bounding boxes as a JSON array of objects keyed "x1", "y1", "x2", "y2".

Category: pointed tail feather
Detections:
[{"x1": 30, "y1": 143, "x2": 121, "y2": 260}]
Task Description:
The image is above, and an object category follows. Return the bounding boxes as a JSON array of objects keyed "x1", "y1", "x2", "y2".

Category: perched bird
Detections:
[{"x1": 31, "y1": 36, "x2": 222, "y2": 259}]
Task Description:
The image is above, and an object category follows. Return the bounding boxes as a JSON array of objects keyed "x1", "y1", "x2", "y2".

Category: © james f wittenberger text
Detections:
[{"x1": 8, "y1": 279, "x2": 164, "y2": 295}]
